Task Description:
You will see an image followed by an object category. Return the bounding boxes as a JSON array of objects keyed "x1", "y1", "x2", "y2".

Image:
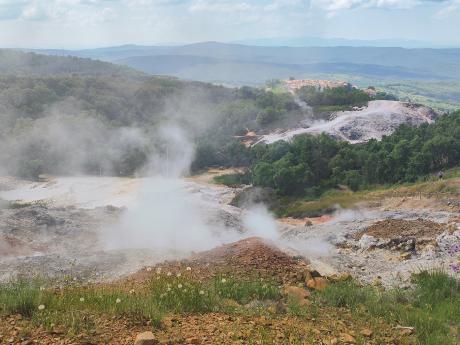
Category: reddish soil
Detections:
[
  {"x1": 128, "y1": 237, "x2": 311, "y2": 286},
  {"x1": 281, "y1": 215, "x2": 333, "y2": 226},
  {"x1": 0, "y1": 310, "x2": 415, "y2": 345},
  {"x1": 355, "y1": 218, "x2": 446, "y2": 240}
]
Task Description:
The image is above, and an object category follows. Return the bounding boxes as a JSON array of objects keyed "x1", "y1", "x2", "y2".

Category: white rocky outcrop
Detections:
[{"x1": 260, "y1": 101, "x2": 438, "y2": 144}]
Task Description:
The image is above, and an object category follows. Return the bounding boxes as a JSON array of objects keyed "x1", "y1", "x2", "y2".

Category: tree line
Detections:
[{"x1": 249, "y1": 111, "x2": 460, "y2": 196}]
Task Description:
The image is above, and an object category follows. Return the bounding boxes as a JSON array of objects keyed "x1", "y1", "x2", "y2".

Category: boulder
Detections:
[
  {"x1": 283, "y1": 285, "x2": 311, "y2": 306},
  {"x1": 339, "y1": 333, "x2": 356, "y2": 343},
  {"x1": 306, "y1": 277, "x2": 329, "y2": 291},
  {"x1": 360, "y1": 328, "x2": 373, "y2": 337},
  {"x1": 400, "y1": 252, "x2": 412, "y2": 260},
  {"x1": 134, "y1": 331, "x2": 158, "y2": 345},
  {"x1": 437, "y1": 230, "x2": 460, "y2": 252}
]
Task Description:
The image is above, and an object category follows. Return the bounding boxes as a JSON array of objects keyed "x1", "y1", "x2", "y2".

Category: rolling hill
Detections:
[{"x1": 27, "y1": 42, "x2": 460, "y2": 85}]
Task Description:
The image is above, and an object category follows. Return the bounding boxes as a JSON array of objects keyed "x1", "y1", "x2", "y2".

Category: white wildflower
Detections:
[
  {"x1": 199, "y1": 290, "x2": 205, "y2": 295},
  {"x1": 79, "y1": 297, "x2": 85, "y2": 302},
  {"x1": 221, "y1": 278, "x2": 227, "y2": 283},
  {"x1": 178, "y1": 284, "x2": 183, "y2": 289},
  {"x1": 167, "y1": 272, "x2": 172, "y2": 276},
  {"x1": 38, "y1": 304, "x2": 45, "y2": 310},
  {"x1": 116, "y1": 298, "x2": 121, "y2": 304},
  {"x1": 129, "y1": 289, "x2": 135, "y2": 294},
  {"x1": 186, "y1": 266, "x2": 192, "y2": 271},
  {"x1": 146, "y1": 267, "x2": 152, "y2": 272}
]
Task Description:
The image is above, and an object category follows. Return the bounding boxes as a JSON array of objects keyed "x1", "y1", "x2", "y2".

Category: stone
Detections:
[
  {"x1": 359, "y1": 234, "x2": 378, "y2": 250},
  {"x1": 306, "y1": 277, "x2": 329, "y2": 291},
  {"x1": 437, "y1": 230, "x2": 460, "y2": 252},
  {"x1": 134, "y1": 331, "x2": 158, "y2": 345},
  {"x1": 339, "y1": 333, "x2": 356, "y2": 343},
  {"x1": 360, "y1": 328, "x2": 373, "y2": 337},
  {"x1": 371, "y1": 277, "x2": 382, "y2": 286},
  {"x1": 400, "y1": 252, "x2": 412, "y2": 260},
  {"x1": 283, "y1": 285, "x2": 311, "y2": 306},
  {"x1": 329, "y1": 273, "x2": 352, "y2": 283},
  {"x1": 396, "y1": 326, "x2": 415, "y2": 336}
]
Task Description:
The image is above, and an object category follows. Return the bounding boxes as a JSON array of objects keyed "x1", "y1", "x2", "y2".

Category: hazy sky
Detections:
[{"x1": 0, "y1": 0, "x2": 459, "y2": 48}]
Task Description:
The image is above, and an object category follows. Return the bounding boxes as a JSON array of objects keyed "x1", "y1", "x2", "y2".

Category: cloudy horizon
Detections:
[{"x1": 0, "y1": 0, "x2": 459, "y2": 49}]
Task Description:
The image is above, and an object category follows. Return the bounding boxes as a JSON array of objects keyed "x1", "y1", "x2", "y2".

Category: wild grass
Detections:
[
  {"x1": 273, "y1": 168, "x2": 460, "y2": 218},
  {"x1": 275, "y1": 189, "x2": 361, "y2": 217},
  {"x1": 213, "y1": 276, "x2": 280, "y2": 304},
  {"x1": 315, "y1": 271, "x2": 460, "y2": 345},
  {"x1": 213, "y1": 173, "x2": 250, "y2": 187},
  {"x1": 0, "y1": 273, "x2": 282, "y2": 335},
  {"x1": 1, "y1": 271, "x2": 457, "y2": 344}
]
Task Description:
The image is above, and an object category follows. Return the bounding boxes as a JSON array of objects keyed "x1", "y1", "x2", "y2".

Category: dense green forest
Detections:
[
  {"x1": 298, "y1": 85, "x2": 371, "y2": 107},
  {"x1": 297, "y1": 85, "x2": 396, "y2": 107},
  {"x1": 249, "y1": 111, "x2": 460, "y2": 196}
]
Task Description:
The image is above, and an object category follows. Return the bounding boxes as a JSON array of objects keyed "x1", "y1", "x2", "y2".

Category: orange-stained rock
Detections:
[
  {"x1": 284, "y1": 285, "x2": 311, "y2": 306},
  {"x1": 306, "y1": 277, "x2": 330, "y2": 291},
  {"x1": 134, "y1": 331, "x2": 158, "y2": 345}
]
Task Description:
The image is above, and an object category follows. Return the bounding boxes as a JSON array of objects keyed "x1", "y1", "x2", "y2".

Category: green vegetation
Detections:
[
  {"x1": 250, "y1": 111, "x2": 460, "y2": 196},
  {"x1": 0, "y1": 274, "x2": 280, "y2": 335},
  {"x1": 213, "y1": 172, "x2": 251, "y2": 186},
  {"x1": 298, "y1": 85, "x2": 371, "y2": 107},
  {"x1": 0, "y1": 69, "x2": 303, "y2": 179},
  {"x1": 316, "y1": 271, "x2": 460, "y2": 345},
  {"x1": 378, "y1": 81, "x2": 460, "y2": 112},
  {"x1": 2, "y1": 271, "x2": 457, "y2": 344},
  {"x1": 272, "y1": 175, "x2": 460, "y2": 217}
]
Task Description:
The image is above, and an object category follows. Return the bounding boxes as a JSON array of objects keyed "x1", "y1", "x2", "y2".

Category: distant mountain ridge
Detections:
[
  {"x1": 22, "y1": 42, "x2": 460, "y2": 85},
  {"x1": 0, "y1": 49, "x2": 141, "y2": 77},
  {"x1": 232, "y1": 36, "x2": 459, "y2": 48}
]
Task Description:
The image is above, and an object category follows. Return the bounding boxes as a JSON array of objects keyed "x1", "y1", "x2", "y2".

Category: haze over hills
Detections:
[
  {"x1": 0, "y1": 50, "x2": 141, "y2": 77},
  {"x1": 232, "y1": 36, "x2": 460, "y2": 48},
  {"x1": 27, "y1": 42, "x2": 460, "y2": 85}
]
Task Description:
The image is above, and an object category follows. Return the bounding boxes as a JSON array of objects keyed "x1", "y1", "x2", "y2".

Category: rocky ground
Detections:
[
  {"x1": 0, "y1": 174, "x2": 459, "y2": 344},
  {"x1": 0, "y1": 238, "x2": 417, "y2": 345},
  {"x1": 1, "y1": 175, "x2": 459, "y2": 288},
  {"x1": 259, "y1": 101, "x2": 438, "y2": 144}
]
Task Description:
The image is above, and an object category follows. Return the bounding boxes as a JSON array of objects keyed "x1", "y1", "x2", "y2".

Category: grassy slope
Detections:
[
  {"x1": 275, "y1": 171, "x2": 460, "y2": 218},
  {"x1": 214, "y1": 168, "x2": 460, "y2": 218},
  {"x1": 1, "y1": 271, "x2": 457, "y2": 344}
]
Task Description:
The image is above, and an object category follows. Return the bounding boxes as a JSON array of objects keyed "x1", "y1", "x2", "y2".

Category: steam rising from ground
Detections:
[
  {"x1": 242, "y1": 205, "x2": 280, "y2": 241},
  {"x1": 105, "y1": 178, "x2": 225, "y2": 252},
  {"x1": 103, "y1": 123, "x2": 282, "y2": 255},
  {"x1": 0, "y1": 114, "x2": 150, "y2": 177}
]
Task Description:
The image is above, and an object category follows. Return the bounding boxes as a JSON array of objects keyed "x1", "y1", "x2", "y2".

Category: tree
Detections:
[{"x1": 252, "y1": 162, "x2": 275, "y2": 188}]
